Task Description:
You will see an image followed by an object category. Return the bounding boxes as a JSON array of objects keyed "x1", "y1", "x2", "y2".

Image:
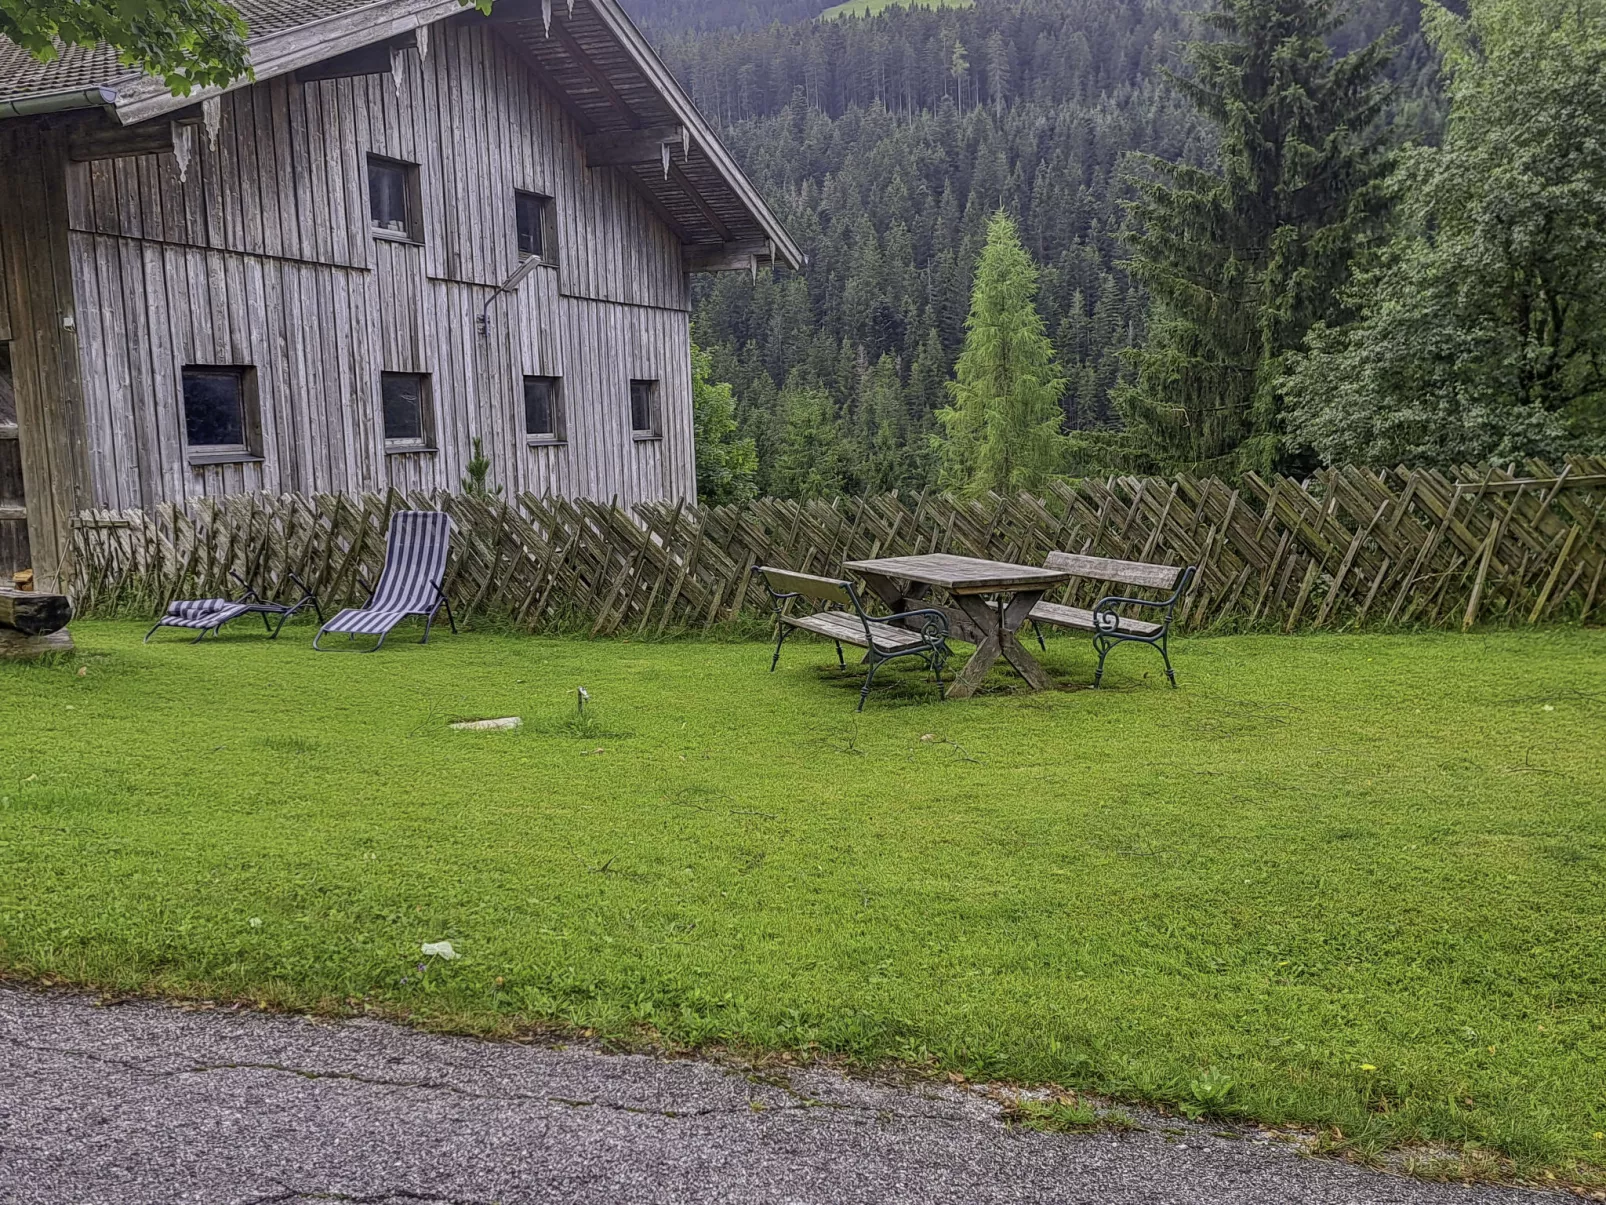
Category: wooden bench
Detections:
[
  {"x1": 752, "y1": 566, "x2": 952, "y2": 710},
  {"x1": 1028, "y1": 552, "x2": 1196, "y2": 687}
]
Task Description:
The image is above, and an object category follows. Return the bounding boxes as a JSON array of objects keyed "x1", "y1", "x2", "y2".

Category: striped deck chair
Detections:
[
  {"x1": 145, "y1": 572, "x2": 323, "y2": 644},
  {"x1": 313, "y1": 510, "x2": 456, "y2": 651}
]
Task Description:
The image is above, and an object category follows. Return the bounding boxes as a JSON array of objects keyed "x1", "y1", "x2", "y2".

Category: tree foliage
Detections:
[
  {"x1": 936, "y1": 210, "x2": 1066, "y2": 494},
  {"x1": 1285, "y1": 0, "x2": 1606, "y2": 467},
  {"x1": 0, "y1": 0, "x2": 250, "y2": 93},
  {"x1": 690, "y1": 342, "x2": 759, "y2": 505},
  {"x1": 1113, "y1": 0, "x2": 1397, "y2": 476},
  {"x1": 653, "y1": 0, "x2": 1435, "y2": 497}
]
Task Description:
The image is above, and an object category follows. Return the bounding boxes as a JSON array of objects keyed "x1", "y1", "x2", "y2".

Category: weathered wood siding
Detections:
[
  {"x1": 60, "y1": 15, "x2": 694, "y2": 513},
  {"x1": 0, "y1": 123, "x2": 93, "y2": 591}
]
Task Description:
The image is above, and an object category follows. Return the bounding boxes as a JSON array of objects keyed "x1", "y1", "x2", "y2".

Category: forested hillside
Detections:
[{"x1": 623, "y1": 0, "x2": 1486, "y2": 497}]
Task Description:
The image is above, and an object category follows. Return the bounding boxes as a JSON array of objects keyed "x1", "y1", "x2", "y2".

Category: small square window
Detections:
[
  {"x1": 182, "y1": 366, "x2": 259, "y2": 461},
  {"x1": 524, "y1": 375, "x2": 564, "y2": 442},
  {"x1": 630, "y1": 378, "x2": 660, "y2": 439},
  {"x1": 515, "y1": 190, "x2": 553, "y2": 260},
  {"x1": 369, "y1": 155, "x2": 420, "y2": 241},
  {"x1": 382, "y1": 372, "x2": 433, "y2": 451}
]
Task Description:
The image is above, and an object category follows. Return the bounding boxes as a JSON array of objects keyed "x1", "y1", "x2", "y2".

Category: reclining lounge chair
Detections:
[
  {"x1": 145, "y1": 572, "x2": 322, "y2": 643},
  {"x1": 314, "y1": 511, "x2": 456, "y2": 652}
]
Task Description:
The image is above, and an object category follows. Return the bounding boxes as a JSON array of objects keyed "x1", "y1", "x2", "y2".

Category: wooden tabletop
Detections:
[{"x1": 844, "y1": 554, "x2": 1071, "y2": 594}]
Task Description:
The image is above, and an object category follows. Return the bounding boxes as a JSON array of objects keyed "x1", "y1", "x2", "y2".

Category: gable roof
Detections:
[{"x1": 0, "y1": 0, "x2": 800, "y2": 268}]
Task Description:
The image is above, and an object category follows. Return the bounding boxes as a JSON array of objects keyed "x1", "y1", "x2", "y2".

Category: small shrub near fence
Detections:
[{"x1": 69, "y1": 457, "x2": 1606, "y2": 637}]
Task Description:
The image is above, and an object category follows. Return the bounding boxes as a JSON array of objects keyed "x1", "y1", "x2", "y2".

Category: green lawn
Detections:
[
  {"x1": 2, "y1": 621, "x2": 1604, "y2": 1179},
  {"x1": 821, "y1": 0, "x2": 971, "y2": 21}
]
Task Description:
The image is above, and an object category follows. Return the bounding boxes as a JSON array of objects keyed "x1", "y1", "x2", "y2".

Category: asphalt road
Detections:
[{"x1": 0, "y1": 986, "x2": 1549, "y2": 1205}]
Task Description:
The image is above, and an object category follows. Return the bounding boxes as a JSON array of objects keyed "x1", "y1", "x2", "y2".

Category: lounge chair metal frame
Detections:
[{"x1": 144, "y1": 571, "x2": 323, "y2": 644}]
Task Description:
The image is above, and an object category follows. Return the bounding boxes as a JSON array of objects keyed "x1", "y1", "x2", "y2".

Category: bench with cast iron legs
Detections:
[
  {"x1": 753, "y1": 566, "x2": 951, "y2": 711},
  {"x1": 1029, "y1": 552, "x2": 1196, "y2": 687}
]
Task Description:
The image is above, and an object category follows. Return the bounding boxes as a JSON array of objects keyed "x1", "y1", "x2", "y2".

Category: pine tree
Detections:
[
  {"x1": 773, "y1": 383, "x2": 853, "y2": 499},
  {"x1": 1116, "y1": 0, "x2": 1396, "y2": 475},
  {"x1": 935, "y1": 210, "x2": 1067, "y2": 495}
]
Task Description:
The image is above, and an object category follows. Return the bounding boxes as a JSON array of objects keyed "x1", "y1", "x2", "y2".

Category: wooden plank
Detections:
[
  {"x1": 0, "y1": 586, "x2": 72, "y2": 634},
  {"x1": 844, "y1": 553, "x2": 1070, "y2": 593},
  {"x1": 1043, "y1": 550, "x2": 1184, "y2": 590},
  {"x1": 0, "y1": 124, "x2": 95, "y2": 592},
  {"x1": 666, "y1": 160, "x2": 732, "y2": 242},
  {"x1": 583, "y1": 124, "x2": 683, "y2": 166},
  {"x1": 550, "y1": 18, "x2": 643, "y2": 128}
]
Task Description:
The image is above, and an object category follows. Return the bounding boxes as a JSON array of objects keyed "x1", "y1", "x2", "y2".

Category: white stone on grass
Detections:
[{"x1": 449, "y1": 717, "x2": 522, "y2": 731}]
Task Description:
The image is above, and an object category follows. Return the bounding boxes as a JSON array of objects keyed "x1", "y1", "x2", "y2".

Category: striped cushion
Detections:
[
  {"x1": 319, "y1": 607, "x2": 426, "y2": 637},
  {"x1": 160, "y1": 599, "x2": 251, "y2": 629}
]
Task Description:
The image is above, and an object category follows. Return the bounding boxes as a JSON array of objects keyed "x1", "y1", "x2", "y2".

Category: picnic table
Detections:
[{"x1": 843, "y1": 554, "x2": 1071, "y2": 699}]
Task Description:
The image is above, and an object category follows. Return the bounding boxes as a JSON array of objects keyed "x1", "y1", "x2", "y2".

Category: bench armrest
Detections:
[
  {"x1": 1093, "y1": 593, "x2": 1171, "y2": 613},
  {"x1": 878, "y1": 607, "x2": 949, "y2": 641},
  {"x1": 1093, "y1": 582, "x2": 1189, "y2": 632}
]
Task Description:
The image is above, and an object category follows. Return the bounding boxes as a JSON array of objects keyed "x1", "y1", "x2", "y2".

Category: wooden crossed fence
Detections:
[{"x1": 68, "y1": 457, "x2": 1606, "y2": 636}]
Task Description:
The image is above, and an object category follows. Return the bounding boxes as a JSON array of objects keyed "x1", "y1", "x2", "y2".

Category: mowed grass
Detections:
[
  {"x1": 1, "y1": 621, "x2": 1604, "y2": 1177},
  {"x1": 821, "y1": 0, "x2": 971, "y2": 20}
]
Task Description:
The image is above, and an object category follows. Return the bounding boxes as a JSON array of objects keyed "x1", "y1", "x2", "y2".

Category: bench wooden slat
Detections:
[
  {"x1": 757, "y1": 567, "x2": 856, "y2": 608},
  {"x1": 783, "y1": 609, "x2": 926, "y2": 652},
  {"x1": 1029, "y1": 601, "x2": 1162, "y2": 638},
  {"x1": 1044, "y1": 551, "x2": 1183, "y2": 591}
]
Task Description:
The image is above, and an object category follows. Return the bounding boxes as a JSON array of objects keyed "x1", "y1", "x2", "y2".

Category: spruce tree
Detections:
[
  {"x1": 935, "y1": 210, "x2": 1067, "y2": 495},
  {"x1": 1116, "y1": 0, "x2": 1396, "y2": 474},
  {"x1": 774, "y1": 383, "x2": 854, "y2": 499}
]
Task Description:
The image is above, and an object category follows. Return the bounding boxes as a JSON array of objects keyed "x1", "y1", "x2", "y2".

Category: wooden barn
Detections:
[{"x1": 0, "y1": 0, "x2": 801, "y2": 590}]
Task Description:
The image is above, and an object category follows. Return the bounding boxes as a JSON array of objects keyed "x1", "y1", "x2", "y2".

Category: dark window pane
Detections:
[
  {"x1": 630, "y1": 379, "x2": 656, "y2": 434},
  {"x1": 382, "y1": 373, "x2": 424, "y2": 442},
  {"x1": 369, "y1": 160, "x2": 409, "y2": 234},
  {"x1": 515, "y1": 192, "x2": 544, "y2": 258},
  {"x1": 0, "y1": 344, "x2": 14, "y2": 426},
  {"x1": 182, "y1": 369, "x2": 245, "y2": 447},
  {"x1": 525, "y1": 376, "x2": 557, "y2": 437}
]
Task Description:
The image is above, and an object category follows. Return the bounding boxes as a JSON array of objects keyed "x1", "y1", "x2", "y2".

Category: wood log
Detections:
[
  {"x1": 0, "y1": 587, "x2": 72, "y2": 635},
  {"x1": 0, "y1": 627, "x2": 72, "y2": 658}
]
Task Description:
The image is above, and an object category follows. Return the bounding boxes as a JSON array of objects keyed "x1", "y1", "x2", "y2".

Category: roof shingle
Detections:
[{"x1": 0, "y1": 0, "x2": 379, "y2": 102}]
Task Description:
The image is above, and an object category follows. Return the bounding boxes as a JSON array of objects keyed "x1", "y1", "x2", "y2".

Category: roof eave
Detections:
[
  {"x1": 104, "y1": 0, "x2": 464, "y2": 126},
  {"x1": 581, "y1": 0, "x2": 803, "y2": 270}
]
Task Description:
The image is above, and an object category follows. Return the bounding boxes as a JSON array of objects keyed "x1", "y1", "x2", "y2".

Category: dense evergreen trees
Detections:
[
  {"x1": 1113, "y1": 0, "x2": 1397, "y2": 475},
  {"x1": 628, "y1": 0, "x2": 1569, "y2": 494},
  {"x1": 667, "y1": 0, "x2": 1199, "y2": 496}
]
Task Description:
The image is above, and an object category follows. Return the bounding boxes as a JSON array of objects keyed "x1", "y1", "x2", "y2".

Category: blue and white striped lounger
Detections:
[
  {"x1": 313, "y1": 510, "x2": 456, "y2": 652},
  {"x1": 145, "y1": 573, "x2": 323, "y2": 644}
]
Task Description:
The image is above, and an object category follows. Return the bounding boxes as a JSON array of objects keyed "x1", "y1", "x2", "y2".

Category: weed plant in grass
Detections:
[{"x1": 1, "y1": 621, "x2": 1603, "y2": 1179}]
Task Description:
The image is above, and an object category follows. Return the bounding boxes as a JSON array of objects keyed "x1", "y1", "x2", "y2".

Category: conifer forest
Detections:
[{"x1": 622, "y1": 0, "x2": 1606, "y2": 502}]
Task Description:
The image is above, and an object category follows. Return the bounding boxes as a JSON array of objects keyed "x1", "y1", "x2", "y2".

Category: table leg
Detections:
[
  {"x1": 945, "y1": 591, "x2": 1054, "y2": 697},
  {"x1": 948, "y1": 634, "x2": 1001, "y2": 698},
  {"x1": 946, "y1": 594, "x2": 1006, "y2": 698},
  {"x1": 855, "y1": 571, "x2": 907, "y2": 611},
  {"x1": 998, "y1": 590, "x2": 1055, "y2": 690}
]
